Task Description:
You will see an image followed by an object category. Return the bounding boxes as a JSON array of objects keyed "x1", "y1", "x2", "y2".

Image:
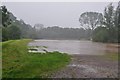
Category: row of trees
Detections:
[
  {"x1": 1, "y1": 2, "x2": 120, "y2": 43},
  {"x1": 34, "y1": 26, "x2": 91, "y2": 40},
  {"x1": 1, "y1": 6, "x2": 37, "y2": 41},
  {"x1": 1, "y1": 5, "x2": 92, "y2": 41},
  {"x1": 79, "y1": 2, "x2": 120, "y2": 43}
]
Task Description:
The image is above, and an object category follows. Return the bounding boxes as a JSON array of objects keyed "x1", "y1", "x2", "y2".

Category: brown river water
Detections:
[{"x1": 28, "y1": 40, "x2": 118, "y2": 55}]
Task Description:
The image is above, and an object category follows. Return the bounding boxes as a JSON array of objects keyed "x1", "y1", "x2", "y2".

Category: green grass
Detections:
[
  {"x1": 103, "y1": 52, "x2": 118, "y2": 61},
  {"x1": 2, "y1": 39, "x2": 71, "y2": 78}
]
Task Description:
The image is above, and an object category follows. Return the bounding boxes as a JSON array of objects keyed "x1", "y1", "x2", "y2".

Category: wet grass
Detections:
[
  {"x1": 103, "y1": 52, "x2": 118, "y2": 61},
  {"x1": 2, "y1": 39, "x2": 71, "y2": 78}
]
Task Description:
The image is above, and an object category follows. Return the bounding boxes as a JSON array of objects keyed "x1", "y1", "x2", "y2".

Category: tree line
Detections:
[
  {"x1": 1, "y1": 2, "x2": 120, "y2": 43},
  {"x1": 0, "y1": 6, "x2": 92, "y2": 41},
  {"x1": 34, "y1": 26, "x2": 91, "y2": 40},
  {"x1": 0, "y1": 6, "x2": 36, "y2": 41},
  {"x1": 79, "y1": 2, "x2": 120, "y2": 43}
]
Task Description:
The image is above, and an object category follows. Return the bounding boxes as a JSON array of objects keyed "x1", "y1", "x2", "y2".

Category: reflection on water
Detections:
[{"x1": 28, "y1": 40, "x2": 118, "y2": 55}]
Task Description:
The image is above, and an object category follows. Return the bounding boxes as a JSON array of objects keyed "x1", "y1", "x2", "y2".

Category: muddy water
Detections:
[{"x1": 28, "y1": 40, "x2": 118, "y2": 55}]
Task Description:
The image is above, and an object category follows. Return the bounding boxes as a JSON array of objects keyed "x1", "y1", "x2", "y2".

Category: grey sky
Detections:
[{"x1": 3, "y1": 2, "x2": 118, "y2": 28}]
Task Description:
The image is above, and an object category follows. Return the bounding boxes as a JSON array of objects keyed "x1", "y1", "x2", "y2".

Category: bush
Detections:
[
  {"x1": 2, "y1": 25, "x2": 21, "y2": 41},
  {"x1": 92, "y1": 27, "x2": 109, "y2": 42}
]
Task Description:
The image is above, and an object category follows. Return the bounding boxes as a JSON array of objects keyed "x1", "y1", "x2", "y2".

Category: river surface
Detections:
[{"x1": 28, "y1": 40, "x2": 118, "y2": 55}]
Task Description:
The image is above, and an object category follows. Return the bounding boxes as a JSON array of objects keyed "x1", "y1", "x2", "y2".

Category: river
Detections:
[{"x1": 28, "y1": 40, "x2": 118, "y2": 55}]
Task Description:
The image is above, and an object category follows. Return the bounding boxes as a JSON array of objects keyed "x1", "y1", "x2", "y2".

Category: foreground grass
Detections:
[
  {"x1": 2, "y1": 39, "x2": 71, "y2": 78},
  {"x1": 103, "y1": 52, "x2": 118, "y2": 61}
]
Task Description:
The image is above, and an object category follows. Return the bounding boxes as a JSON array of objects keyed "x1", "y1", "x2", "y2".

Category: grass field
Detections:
[{"x1": 2, "y1": 39, "x2": 71, "y2": 78}]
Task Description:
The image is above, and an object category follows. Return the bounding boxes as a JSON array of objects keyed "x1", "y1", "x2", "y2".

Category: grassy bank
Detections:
[
  {"x1": 103, "y1": 52, "x2": 118, "y2": 61},
  {"x1": 2, "y1": 39, "x2": 71, "y2": 78}
]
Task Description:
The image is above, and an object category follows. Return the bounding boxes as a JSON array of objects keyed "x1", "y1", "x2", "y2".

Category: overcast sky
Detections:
[{"x1": 3, "y1": 2, "x2": 118, "y2": 28}]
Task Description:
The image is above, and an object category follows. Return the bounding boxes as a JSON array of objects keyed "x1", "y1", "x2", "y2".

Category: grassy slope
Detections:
[{"x1": 2, "y1": 39, "x2": 71, "y2": 78}]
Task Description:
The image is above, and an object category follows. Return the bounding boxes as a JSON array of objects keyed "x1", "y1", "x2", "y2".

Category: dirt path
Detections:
[{"x1": 49, "y1": 54, "x2": 118, "y2": 78}]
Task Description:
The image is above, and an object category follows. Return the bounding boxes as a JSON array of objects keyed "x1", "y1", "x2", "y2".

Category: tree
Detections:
[
  {"x1": 114, "y1": 2, "x2": 120, "y2": 43},
  {"x1": 79, "y1": 12, "x2": 103, "y2": 39},
  {"x1": 1, "y1": 6, "x2": 11, "y2": 27},
  {"x1": 79, "y1": 12, "x2": 103, "y2": 30},
  {"x1": 0, "y1": 26, "x2": 1, "y2": 41},
  {"x1": 2, "y1": 25, "x2": 21, "y2": 41},
  {"x1": 92, "y1": 27, "x2": 109, "y2": 42},
  {"x1": 2, "y1": 27, "x2": 9, "y2": 41},
  {"x1": 103, "y1": 3, "x2": 118, "y2": 42},
  {"x1": 118, "y1": 2, "x2": 120, "y2": 27},
  {"x1": 34, "y1": 24, "x2": 44, "y2": 30},
  {"x1": 116, "y1": 1, "x2": 120, "y2": 42},
  {"x1": 0, "y1": 8, "x2": 2, "y2": 26},
  {"x1": 7, "y1": 25, "x2": 21, "y2": 40},
  {"x1": 103, "y1": 3, "x2": 114, "y2": 29},
  {"x1": 93, "y1": 2, "x2": 119, "y2": 43}
]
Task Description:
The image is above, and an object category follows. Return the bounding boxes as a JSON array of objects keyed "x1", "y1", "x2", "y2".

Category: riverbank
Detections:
[{"x1": 2, "y1": 39, "x2": 71, "y2": 78}]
